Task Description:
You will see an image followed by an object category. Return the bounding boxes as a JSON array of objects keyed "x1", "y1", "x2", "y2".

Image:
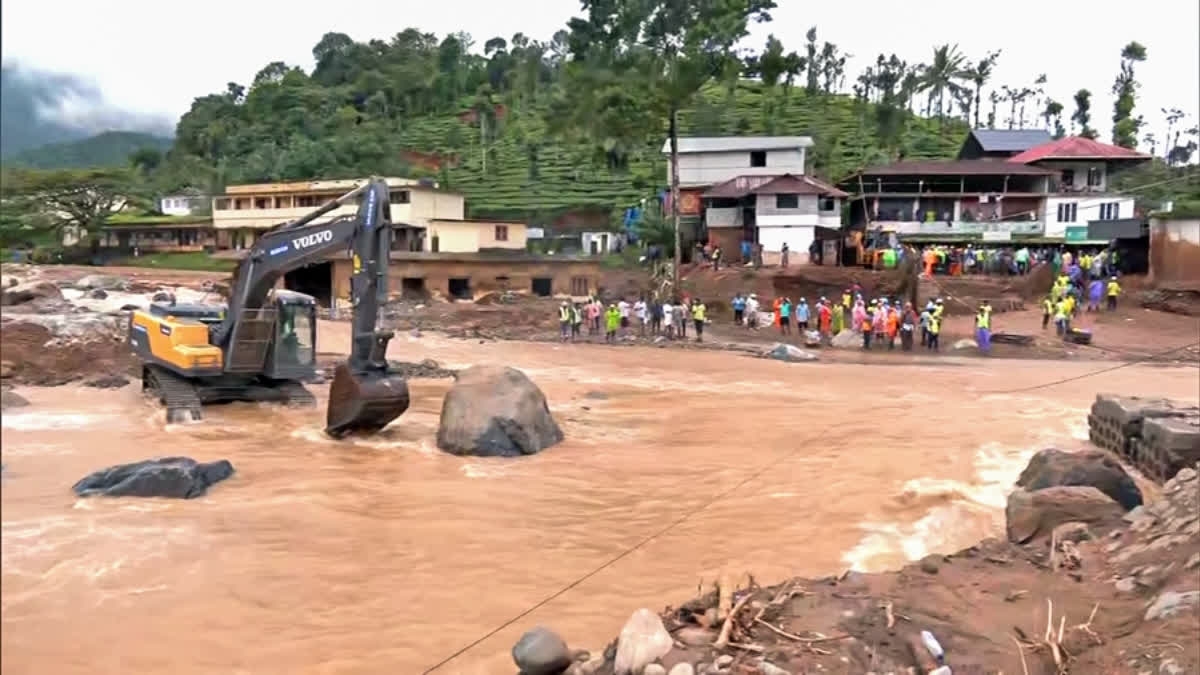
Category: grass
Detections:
[
  {"x1": 109, "y1": 251, "x2": 236, "y2": 272},
  {"x1": 396, "y1": 80, "x2": 966, "y2": 219},
  {"x1": 106, "y1": 213, "x2": 212, "y2": 226}
]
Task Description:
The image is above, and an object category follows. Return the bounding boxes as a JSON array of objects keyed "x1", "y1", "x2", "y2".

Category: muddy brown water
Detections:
[{"x1": 3, "y1": 321, "x2": 1198, "y2": 674}]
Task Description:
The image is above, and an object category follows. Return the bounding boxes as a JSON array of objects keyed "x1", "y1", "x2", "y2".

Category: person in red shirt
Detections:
[{"x1": 817, "y1": 298, "x2": 833, "y2": 338}]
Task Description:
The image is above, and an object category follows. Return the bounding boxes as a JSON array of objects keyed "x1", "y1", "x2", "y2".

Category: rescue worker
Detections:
[
  {"x1": 975, "y1": 301, "x2": 992, "y2": 354},
  {"x1": 861, "y1": 303, "x2": 874, "y2": 349},
  {"x1": 571, "y1": 302, "x2": 584, "y2": 340},
  {"x1": 818, "y1": 298, "x2": 832, "y2": 339},
  {"x1": 1054, "y1": 296, "x2": 1070, "y2": 337},
  {"x1": 831, "y1": 300, "x2": 845, "y2": 335},
  {"x1": 558, "y1": 301, "x2": 571, "y2": 342},
  {"x1": 1042, "y1": 295, "x2": 1054, "y2": 330},
  {"x1": 604, "y1": 303, "x2": 621, "y2": 343},
  {"x1": 885, "y1": 303, "x2": 899, "y2": 350},
  {"x1": 691, "y1": 297, "x2": 707, "y2": 342},
  {"x1": 927, "y1": 310, "x2": 941, "y2": 351},
  {"x1": 841, "y1": 288, "x2": 852, "y2": 313},
  {"x1": 1106, "y1": 276, "x2": 1122, "y2": 311},
  {"x1": 1087, "y1": 276, "x2": 1104, "y2": 312}
]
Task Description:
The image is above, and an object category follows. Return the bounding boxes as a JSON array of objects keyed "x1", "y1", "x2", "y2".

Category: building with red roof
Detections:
[{"x1": 1008, "y1": 136, "x2": 1151, "y2": 241}]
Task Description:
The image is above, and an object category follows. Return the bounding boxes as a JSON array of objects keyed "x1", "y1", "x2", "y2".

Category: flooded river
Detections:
[{"x1": 3, "y1": 322, "x2": 1198, "y2": 674}]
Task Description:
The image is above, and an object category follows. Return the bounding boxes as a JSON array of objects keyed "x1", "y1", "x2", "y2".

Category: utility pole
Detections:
[{"x1": 669, "y1": 107, "x2": 681, "y2": 292}]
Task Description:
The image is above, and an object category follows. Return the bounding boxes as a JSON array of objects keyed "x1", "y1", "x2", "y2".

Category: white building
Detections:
[
  {"x1": 159, "y1": 194, "x2": 210, "y2": 216},
  {"x1": 1007, "y1": 136, "x2": 1151, "y2": 240},
  {"x1": 702, "y1": 174, "x2": 846, "y2": 264},
  {"x1": 661, "y1": 136, "x2": 813, "y2": 187}
]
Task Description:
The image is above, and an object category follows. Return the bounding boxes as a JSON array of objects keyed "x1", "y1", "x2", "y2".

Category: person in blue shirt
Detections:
[
  {"x1": 779, "y1": 297, "x2": 792, "y2": 335},
  {"x1": 732, "y1": 293, "x2": 746, "y2": 326},
  {"x1": 796, "y1": 298, "x2": 810, "y2": 331}
]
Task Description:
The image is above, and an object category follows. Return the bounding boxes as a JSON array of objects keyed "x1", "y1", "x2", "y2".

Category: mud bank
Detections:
[{"x1": 540, "y1": 461, "x2": 1199, "y2": 675}]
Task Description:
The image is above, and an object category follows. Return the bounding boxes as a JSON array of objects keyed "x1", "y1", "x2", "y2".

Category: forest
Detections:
[{"x1": 2, "y1": 0, "x2": 1198, "y2": 246}]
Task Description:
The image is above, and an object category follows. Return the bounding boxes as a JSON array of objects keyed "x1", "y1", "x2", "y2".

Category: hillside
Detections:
[
  {"x1": 5, "y1": 131, "x2": 173, "y2": 169},
  {"x1": 395, "y1": 82, "x2": 966, "y2": 218}
]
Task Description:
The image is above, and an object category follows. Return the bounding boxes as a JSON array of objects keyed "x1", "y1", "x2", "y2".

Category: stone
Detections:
[
  {"x1": 668, "y1": 665, "x2": 696, "y2": 675},
  {"x1": 919, "y1": 556, "x2": 940, "y2": 574},
  {"x1": 715, "y1": 655, "x2": 734, "y2": 668},
  {"x1": 1172, "y1": 467, "x2": 1197, "y2": 484},
  {"x1": 1016, "y1": 448, "x2": 1143, "y2": 510},
  {"x1": 952, "y1": 338, "x2": 978, "y2": 350},
  {"x1": 1005, "y1": 486, "x2": 1125, "y2": 544},
  {"x1": 762, "y1": 343, "x2": 818, "y2": 363},
  {"x1": 673, "y1": 626, "x2": 716, "y2": 647},
  {"x1": 435, "y1": 365, "x2": 564, "y2": 458},
  {"x1": 759, "y1": 662, "x2": 792, "y2": 675},
  {"x1": 830, "y1": 329, "x2": 861, "y2": 349},
  {"x1": 614, "y1": 608, "x2": 673, "y2": 675},
  {"x1": 75, "y1": 274, "x2": 127, "y2": 291},
  {"x1": 88, "y1": 288, "x2": 109, "y2": 299},
  {"x1": 512, "y1": 626, "x2": 572, "y2": 675},
  {"x1": 643, "y1": 666, "x2": 667, "y2": 675},
  {"x1": 1051, "y1": 521, "x2": 1093, "y2": 544},
  {"x1": 1114, "y1": 577, "x2": 1136, "y2": 593},
  {"x1": 83, "y1": 374, "x2": 130, "y2": 389},
  {"x1": 0, "y1": 274, "x2": 18, "y2": 288},
  {"x1": 1, "y1": 388, "x2": 29, "y2": 409},
  {"x1": 1, "y1": 280, "x2": 62, "y2": 307},
  {"x1": 72, "y1": 457, "x2": 235, "y2": 499},
  {"x1": 1144, "y1": 590, "x2": 1200, "y2": 621},
  {"x1": 0, "y1": 360, "x2": 13, "y2": 378},
  {"x1": 1160, "y1": 659, "x2": 1185, "y2": 675}
]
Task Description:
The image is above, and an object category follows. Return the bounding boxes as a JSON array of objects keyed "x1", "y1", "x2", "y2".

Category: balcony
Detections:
[{"x1": 871, "y1": 220, "x2": 1046, "y2": 236}]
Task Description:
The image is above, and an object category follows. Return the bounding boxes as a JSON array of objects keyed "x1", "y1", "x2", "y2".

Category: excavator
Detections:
[{"x1": 128, "y1": 178, "x2": 410, "y2": 438}]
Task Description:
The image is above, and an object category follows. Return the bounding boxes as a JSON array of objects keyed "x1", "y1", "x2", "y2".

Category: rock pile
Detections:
[{"x1": 1089, "y1": 394, "x2": 1200, "y2": 481}]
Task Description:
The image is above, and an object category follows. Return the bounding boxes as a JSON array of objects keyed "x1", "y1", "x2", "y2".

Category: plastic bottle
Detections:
[{"x1": 920, "y1": 630, "x2": 945, "y2": 664}]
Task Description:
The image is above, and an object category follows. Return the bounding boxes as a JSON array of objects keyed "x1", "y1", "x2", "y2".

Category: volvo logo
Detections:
[{"x1": 292, "y1": 229, "x2": 334, "y2": 250}]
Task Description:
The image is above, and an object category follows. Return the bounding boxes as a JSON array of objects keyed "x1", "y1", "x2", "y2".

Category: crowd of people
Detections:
[
  {"x1": 558, "y1": 297, "x2": 710, "y2": 343},
  {"x1": 729, "y1": 288, "x2": 996, "y2": 352},
  {"x1": 1041, "y1": 250, "x2": 1123, "y2": 337}
]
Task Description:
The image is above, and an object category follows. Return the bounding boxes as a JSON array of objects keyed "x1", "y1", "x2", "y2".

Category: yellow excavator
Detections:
[{"x1": 128, "y1": 178, "x2": 410, "y2": 438}]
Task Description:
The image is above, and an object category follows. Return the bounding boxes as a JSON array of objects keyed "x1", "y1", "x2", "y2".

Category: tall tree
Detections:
[
  {"x1": 965, "y1": 50, "x2": 1000, "y2": 128},
  {"x1": 1072, "y1": 89, "x2": 1098, "y2": 139},
  {"x1": 1162, "y1": 107, "x2": 1185, "y2": 160},
  {"x1": 0, "y1": 168, "x2": 137, "y2": 246},
  {"x1": 804, "y1": 27, "x2": 820, "y2": 94},
  {"x1": 557, "y1": 0, "x2": 776, "y2": 288},
  {"x1": 1043, "y1": 99, "x2": 1065, "y2": 138},
  {"x1": 1111, "y1": 41, "x2": 1147, "y2": 148},
  {"x1": 920, "y1": 44, "x2": 969, "y2": 118}
]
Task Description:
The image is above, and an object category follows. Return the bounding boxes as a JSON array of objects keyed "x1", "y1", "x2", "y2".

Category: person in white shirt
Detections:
[
  {"x1": 633, "y1": 298, "x2": 647, "y2": 336},
  {"x1": 662, "y1": 301, "x2": 674, "y2": 339},
  {"x1": 617, "y1": 299, "x2": 631, "y2": 334},
  {"x1": 745, "y1": 294, "x2": 760, "y2": 329}
]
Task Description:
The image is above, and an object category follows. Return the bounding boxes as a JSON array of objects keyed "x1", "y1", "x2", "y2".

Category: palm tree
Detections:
[
  {"x1": 920, "y1": 44, "x2": 970, "y2": 119},
  {"x1": 966, "y1": 50, "x2": 1000, "y2": 128}
]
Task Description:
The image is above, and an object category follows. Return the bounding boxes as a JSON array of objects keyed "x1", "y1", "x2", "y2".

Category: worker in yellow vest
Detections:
[
  {"x1": 690, "y1": 298, "x2": 707, "y2": 343},
  {"x1": 1106, "y1": 276, "x2": 1122, "y2": 311}
]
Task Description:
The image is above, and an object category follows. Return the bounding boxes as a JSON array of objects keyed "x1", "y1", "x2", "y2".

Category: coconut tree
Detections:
[
  {"x1": 920, "y1": 44, "x2": 970, "y2": 119},
  {"x1": 965, "y1": 50, "x2": 1000, "y2": 128}
]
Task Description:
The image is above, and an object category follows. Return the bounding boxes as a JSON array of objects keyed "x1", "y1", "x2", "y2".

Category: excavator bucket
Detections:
[{"x1": 325, "y1": 363, "x2": 411, "y2": 438}]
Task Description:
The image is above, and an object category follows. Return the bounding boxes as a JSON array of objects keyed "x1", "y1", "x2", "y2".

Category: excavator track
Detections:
[
  {"x1": 276, "y1": 380, "x2": 317, "y2": 408},
  {"x1": 142, "y1": 365, "x2": 203, "y2": 423}
]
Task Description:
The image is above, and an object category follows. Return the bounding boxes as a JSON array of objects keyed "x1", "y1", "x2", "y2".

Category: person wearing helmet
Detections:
[
  {"x1": 558, "y1": 301, "x2": 571, "y2": 342},
  {"x1": 1106, "y1": 275, "x2": 1122, "y2": 311}
]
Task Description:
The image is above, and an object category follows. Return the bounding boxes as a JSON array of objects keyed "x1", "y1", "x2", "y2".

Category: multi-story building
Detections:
[
  {"x1": 702, "y1": 174, "x2": 846, "y2": 263},
  {"x1": 838, "y1": 159, "x2": 1056, "y2": 244},
  {"x1": 159, "y1": 193, "x2": 211, "y2": 216},
  {"x1": 1006, "y1": 136, "x2": 1151, "y2": 241}
]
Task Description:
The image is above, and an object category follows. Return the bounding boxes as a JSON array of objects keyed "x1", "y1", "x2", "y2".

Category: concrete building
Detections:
[
  {"x1": 702, "y1": 174, "x2": 846, "y2": 263},
  {"x1": 662, "y1": 136, "x2": 814, "y2": 186},
  {"x1": 1147, "y1": 213, "x2": 1200, "y2": 286},
  {"x1": 838, "y1": 159, "x2": 1056, "y2": 244},
  {"x1": 1007, "y1": 136, "x2": 1151, "y2": 241},
  {"x1": 159, "y1": 194, "x2": 211, "y2": 216}
]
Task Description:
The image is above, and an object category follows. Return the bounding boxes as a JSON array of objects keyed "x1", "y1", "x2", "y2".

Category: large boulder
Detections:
[
  {"x1": 762, "y1": 343, "x2": 818, "y2": 363},
  {"x1": 830, "y1": 329, "x2": 861, "y2": 349},
  {"x1": 72, "y1": 457, "x2": 235, "y2": 499},
  {"x1": 1, "y1": 280, "x2": 62, "y2": 306},
  {"x1": 1017, "y1": 448, "x2": 1142, "y2": 510},
  {"x1": 436, "y1": 365, "x2": 563, "y2": 457},
  {"x1": 1, "y1": 389, "x2": 29, "y2": 410},
  {"x1": 511, "y1": 626, "x2": 572, "y2": 675},
  {"x1": 1005, "y1": 486, "x2": 1125, "y2": 543},
  {"x1": 614, "y1": 608, "x2": 673, "y2": 675}
]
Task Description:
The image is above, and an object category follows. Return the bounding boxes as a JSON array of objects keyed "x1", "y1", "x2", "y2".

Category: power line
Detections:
[
  {"x1": 421, "y1": 339, "x2": 1199, "y2": 672},
  {"x1": 984, "y1": 341, "x2": 1200, "y2": 394}
]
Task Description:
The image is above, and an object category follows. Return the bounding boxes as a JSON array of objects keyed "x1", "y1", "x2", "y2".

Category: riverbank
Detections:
[{"x1": 535, "y1": 460, "x2": 1200, "y2": 675}]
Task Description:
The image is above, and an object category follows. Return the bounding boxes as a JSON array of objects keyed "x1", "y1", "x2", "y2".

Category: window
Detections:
[
  {"x1": 749, "y1": 150, "x2": 767, "y2": 167},
  {"x1": 1060, "y1": 170, "x2": 1075, "y2": 188},
  {"x1": 531, "y1": 277, "x2": 553, "y2": 297},
  {"x1": 296, "y1": 195, "x2": 317, "y2": 208},
  {"x1": 234, "y1": 198, "x2": 251, "y2": 210},
  {"x1": 819, "y1": 197, "x2": 837, "y2": 212},
  {"x1": 1056, "y1": 202, "x2": 1078, "y2": 223},
  {"x1": 1098, "y1": 202, "x2": 1120, "y2": 220},
  {"x1": 570, "y1": 276, "x2": 589, "y2": 296},
  {"x1": 214, "y1": 198, "x2": 231, "y2": 210},
  {"x1": 494, "y1": 225, "x2": 509, "y2": 241},
  {"x1": 1086, "y1": 167, "x2": 1102, "y2": 187},
  {"x1": 389, "y1": 190, "x2": 410, "y2": 204},
  {"x1": 775, "y1": 194, "x2": 799, "y2": 209},
  {"x1": 254, "y1": 197, "x2": 271, "y2": 209}
]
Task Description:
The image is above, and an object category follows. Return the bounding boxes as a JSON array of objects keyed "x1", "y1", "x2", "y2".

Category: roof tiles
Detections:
[{"x1": 1007, "y1": 136, "x2": 1152, "y2": 163}]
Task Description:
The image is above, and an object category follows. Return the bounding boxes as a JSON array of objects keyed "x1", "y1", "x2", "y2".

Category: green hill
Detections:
[{"x1": 6, "y1": 131, "x2": 173, "y2": 169}]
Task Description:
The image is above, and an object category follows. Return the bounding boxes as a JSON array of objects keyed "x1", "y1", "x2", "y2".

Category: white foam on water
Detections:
[
  {"x1": 0, "y1": 411, "x2": 104, "y2": 431},
  {"x1": 460, "y1": 462, "x2": 509, "y2": 479},
  {"x1": 842, "y1": 404, "x2": 1090, "y2": 572}
]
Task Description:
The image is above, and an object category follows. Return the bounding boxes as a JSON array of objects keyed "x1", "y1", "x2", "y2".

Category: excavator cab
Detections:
[{"x1": 263, "y1": 290, "x2": 317, "y2": 380}]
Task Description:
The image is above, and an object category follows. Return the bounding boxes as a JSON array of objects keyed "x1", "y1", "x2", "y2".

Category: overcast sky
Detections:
[{"x1": 2, "y1": 0, "x2": 1198, "y2": 144}]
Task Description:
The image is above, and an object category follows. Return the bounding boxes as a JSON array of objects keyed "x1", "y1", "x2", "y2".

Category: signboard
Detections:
[
  {"x1": 982, "y1": 231, "x2": 1012, "y2": 242},
  {"x1": 1064, "y1": 226, "x2": 1089, "y2": 242},
  {"x1": 527, "y1": 227, "x2": 545, "y2": 239}
]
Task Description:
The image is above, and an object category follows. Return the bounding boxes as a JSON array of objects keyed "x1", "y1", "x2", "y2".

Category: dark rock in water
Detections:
[
  {"x1": 151, "y1": 291, "x2": 173, "y2": 302},
  {"x1": 73, "y1": 457, "x2": 235, "y2": 499},
  {"x1": 89, "y1": 288, "x2": 109, "y2": 299},
  {"x1": 84, "y1": 374, "x2": 130, "y2": 389},
  {"x1": 119, "y1": 303, "x2": 141, "y2": 311},
  {"x1": 1, "y1": 389, "x2": 29, "y2": 410},
  {"x1": 436, "y1": 365, "x2": 563, "y2": 457},
  {"x1": 512, "y1": 626, "x2": 572, "y2": 675},
  {"x1": 1017, "y1": 448, "x2": 1142, "y2": 510}
]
